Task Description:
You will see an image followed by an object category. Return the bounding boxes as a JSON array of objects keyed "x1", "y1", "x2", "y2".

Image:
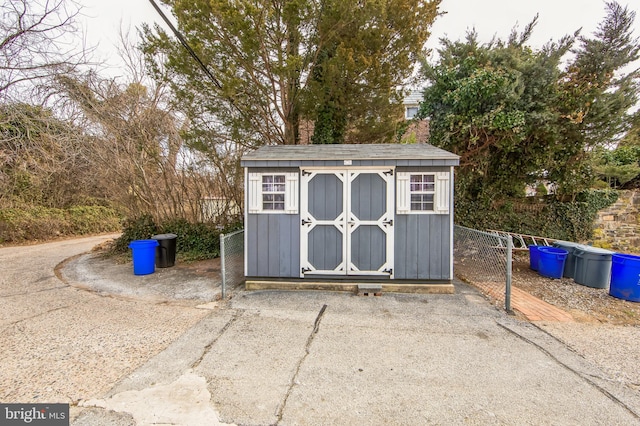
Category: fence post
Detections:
[
  {"x1": 220, "y1": 233, "x2": 226, "y2": 299},
  {"x1": 505, "y1": 235, "x2": 513, "y2": 313}
]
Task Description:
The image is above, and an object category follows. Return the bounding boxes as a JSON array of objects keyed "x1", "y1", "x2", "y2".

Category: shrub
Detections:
[
  {"x1": 67, "y1": 206, "x2": 122, "y2": 234},
  {"x1": 455, "y1": 189, "x2": 618, "y2": 242},
  {"x1": 111, "y1": 216, "x2": 243, "y2": 260},
  {"x1": 110, "y1": 215, "x2": 159, "y2": 253},
  {"x1": 0, "y1": 205, "x2": 122, "y2": 243}
]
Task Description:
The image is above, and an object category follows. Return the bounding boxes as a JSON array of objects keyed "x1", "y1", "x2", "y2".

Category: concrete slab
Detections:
[
  {"x1": 62, "y1": 253, "x2": 219, "y2": 302},
  {"x1": 81, "y1": 371, "x2": 231, "y2": 426},
  {"x1": 4, "y1": 235, "x2": 639, "y2": 425},
  {"x1": 87, "y1": 288, "x2": 640, "y2": 425}
]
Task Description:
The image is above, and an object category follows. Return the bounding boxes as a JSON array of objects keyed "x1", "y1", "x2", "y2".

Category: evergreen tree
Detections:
[
  {"x1": 142, "y1": 0, "x2": 440, "y2": 147},
  {"x1": 420, "y1": 1, "x2": 639, "y2": 201},
  {"x1": 551, "y1": 1, "x2": 640, "y2": 194}
]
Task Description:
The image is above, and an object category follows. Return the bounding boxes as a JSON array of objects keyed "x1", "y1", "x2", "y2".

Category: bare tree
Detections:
[
  {"x1": 0, "y1": 0, "x2": 87, "y2": 101},
  {"x1": 0, "y1": 101, "x2": 96, "y2": 208},
  {"x1": 55, "y1": 29, "x2": 245, "y2": 224}
]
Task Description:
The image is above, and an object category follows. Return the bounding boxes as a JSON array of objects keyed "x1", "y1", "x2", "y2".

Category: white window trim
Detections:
[
  {"x1": 248, "y1": 172, "x2": 299, "y2": 214},
  {"x1": 397, "y1": 171, "x2": 450, "y2": 215},
  {"x1": 405, "y1": 106, "x2": 419, "y2": 119}
]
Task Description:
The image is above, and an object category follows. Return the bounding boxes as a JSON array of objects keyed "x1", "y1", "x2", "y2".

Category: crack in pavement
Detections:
[
  {"x1": 275, "y1": 304, "x2": 328, "y2": 425},
  {"x1": 2, "y1": 304, "x2": 73, "y2": 331},
  {"x1": 191, "y1": 309, "x2": 245, "y2": 369},
  {"x1": 0, "y1": 285, "x2": 70, "y2": 298},
  {"x1": 497, "y1": 321, "x2": 640, "y2": 420}
]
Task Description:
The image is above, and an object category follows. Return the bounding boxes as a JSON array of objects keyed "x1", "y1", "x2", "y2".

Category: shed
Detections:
[{"x1": 241, "y1": 143, "x2": 460, "y2": 293}]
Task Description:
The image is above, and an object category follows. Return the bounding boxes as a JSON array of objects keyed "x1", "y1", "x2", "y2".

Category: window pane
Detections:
[
  {"x1": 410, "y1": 193, "x2": 434, "y2": 211},
  {"x1": 406, "y1": 107, "x2": 419, "y2": 119},
  {"x1": 409, "y1": 174, "x2": 435, "y2": 193},
  {"x1": 424, "y1": 176, "x2": 434, "y2": 191},
  {"x1": 262, "y1": 173, "x2": 287, "y2": 211}
]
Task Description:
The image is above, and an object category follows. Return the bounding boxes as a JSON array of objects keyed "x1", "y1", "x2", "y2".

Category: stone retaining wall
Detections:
[{"x1": 590, "y1": 190, "x2": 640, "y2": 253}]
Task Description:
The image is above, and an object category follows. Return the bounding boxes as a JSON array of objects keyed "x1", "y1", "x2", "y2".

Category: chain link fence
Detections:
[
  {"x1": 220, "y1": 229, "x2": 245, "y2": 298},
  {"x1": 454, "y1": 225, "x2": 513, "y2": 312}
]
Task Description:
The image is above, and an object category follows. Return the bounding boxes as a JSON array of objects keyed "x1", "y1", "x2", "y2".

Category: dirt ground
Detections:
[{"x1": 510, "y1": 252, "x2": 640, "y2": 325}]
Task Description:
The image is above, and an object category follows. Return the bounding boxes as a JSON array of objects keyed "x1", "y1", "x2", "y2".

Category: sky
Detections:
[{"x1": 79, "y1": 0, "x2": 640, "y2": 77}]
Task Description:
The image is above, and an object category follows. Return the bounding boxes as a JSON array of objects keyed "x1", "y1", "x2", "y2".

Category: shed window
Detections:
[
  {"x1": 248, "y1": 172, "x2": 299, "y2": 214},
  {"x1": 410, "y1": 174, "x2": 435, "y2": 211},
  {"x1": 397, "y1": 171, "x2": 450, "y2": 215},
  {"x1": 262, "y1": 175, "x2": 286, "y2": 210}
]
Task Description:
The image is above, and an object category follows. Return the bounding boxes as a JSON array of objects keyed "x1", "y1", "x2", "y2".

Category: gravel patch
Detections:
[{"x1": 511, "y1": 257, "x2": 640, "y2": 325}]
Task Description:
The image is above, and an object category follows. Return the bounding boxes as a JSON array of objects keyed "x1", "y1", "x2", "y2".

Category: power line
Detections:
[{"x1": 147, "y1": 0, "x2": 223, "y2": 90}]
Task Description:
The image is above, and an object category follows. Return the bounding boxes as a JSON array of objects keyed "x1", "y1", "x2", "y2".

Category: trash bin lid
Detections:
[
  {"x1": 574, "y1": 245, "x2": 614, "y2": 257},
  {"x1": 552, "y1": 240, "x2": 583, "y2": 248},
  {"x1": 151, "y1": 233, "x2": 178, "y2": 240},
  {"x1": 580, "y1": 246, "x2": 614, "y2": 254}
]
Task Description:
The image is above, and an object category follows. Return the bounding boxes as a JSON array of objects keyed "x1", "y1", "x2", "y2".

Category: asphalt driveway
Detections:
[{"x1": 1, "y1": 235, "x2": 639, "y2": 425}]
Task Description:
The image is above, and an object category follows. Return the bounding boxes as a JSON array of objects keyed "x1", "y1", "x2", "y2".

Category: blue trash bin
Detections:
[
  {"x1": 128, "y1": 239, "x2": 159, "y2": 275},
  {"x1": 610, "y1": 253, "x2": 640, "y2": 302},
  {"x1": 528, "y1": 245, "x2": 543, "y2": 271},
  {"x1": 552, "y1": 241, "x2": 585, "y2": 279},
  {"x1": 538, "y1": 247, "x2": 568, "y2": 279}
]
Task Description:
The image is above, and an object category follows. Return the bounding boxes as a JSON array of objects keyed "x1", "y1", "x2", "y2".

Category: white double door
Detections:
[{"x1": 300, "y1": 168, "x2": 394, "y2": 277}]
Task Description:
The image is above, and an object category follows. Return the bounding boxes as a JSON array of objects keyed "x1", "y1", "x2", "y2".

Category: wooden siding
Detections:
[
  {"x1": 244, "y1": 161, "x2": 455, "y2": 282},
  {"x1": 309, "y1": 225, "x2": 343, "y2": 271},
  {"x1": 351, "y1": 226, "x2": 386, "y2": 271},
  {"x1": 350, "y1": 173, "x2": 388, "y2": 271},
  {"x1": 246, "y1": 213, "x2": 300, "y2": 278},
  {"x1": 394, "y1": 214, "x2": 451, "y2": 280}
]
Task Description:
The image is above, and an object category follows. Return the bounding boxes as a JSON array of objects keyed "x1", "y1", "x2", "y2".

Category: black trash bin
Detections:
[{"x1": 151, "y1": 233, "x2": 177, "y2": 268}]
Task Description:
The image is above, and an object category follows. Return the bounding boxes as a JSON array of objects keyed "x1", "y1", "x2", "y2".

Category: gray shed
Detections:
[{"x1": 241, "y1": 143, "x2": 460, "y2": 293}]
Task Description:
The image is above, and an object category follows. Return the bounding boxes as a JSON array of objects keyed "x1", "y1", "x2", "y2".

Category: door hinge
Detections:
[
  {"x1": 383, "y1": 268, "x2": 393, "y2": 274},
  {"x1": 302, "y1": 218, "x2": 312, "y2": 225},
  {"x1": 383, "y1": 219, "x2": 393, "y2": 226},
  {"x1": 384, "y1": 169, "x2": 394, "y2": 176},
  {"x1": 301, "y1": 169, "x2": 312, "y2": 176},
  {"x1": 302, "y1": 267, "x2": 311, "y2": 274}
]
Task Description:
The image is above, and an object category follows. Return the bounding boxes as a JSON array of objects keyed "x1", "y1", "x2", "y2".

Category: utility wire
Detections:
[{"x1": 147, "y1": 0, "x2": 223, "y2": 90}]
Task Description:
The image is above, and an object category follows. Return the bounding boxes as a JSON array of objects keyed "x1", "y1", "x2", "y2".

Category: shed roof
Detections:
[{"x1": 242, "y1": 143, "x2": 459, "y2": 162}]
